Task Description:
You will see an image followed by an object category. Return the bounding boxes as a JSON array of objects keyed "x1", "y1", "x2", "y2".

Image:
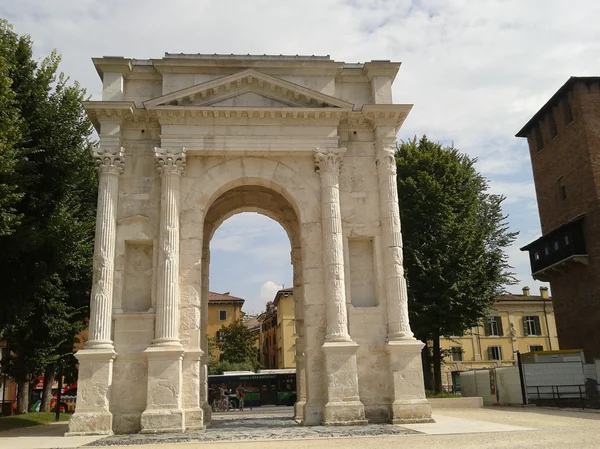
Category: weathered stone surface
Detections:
[{"x1": 74, "y1": 54, "x2": 432, "y2": 435}]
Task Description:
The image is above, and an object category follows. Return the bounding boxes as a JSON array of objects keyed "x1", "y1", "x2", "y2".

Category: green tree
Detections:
[
  {"x1": 0, "y1": 20, "x2": 96, "y2": 413},
  {"x1": 396, "y1": 136, "x2": 517, "y2": 393},
  {"x1": 0, "y1": 29, "x2": 22, "y2": 236},
  {"x1": 217, "y1": 320, "x2": 260, "y2": 371}
]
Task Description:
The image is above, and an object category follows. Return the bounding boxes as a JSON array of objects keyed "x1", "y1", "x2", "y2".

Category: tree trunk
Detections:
[
  {"x1": 40, "y1": 364, "x2": 55, "y2": 412},
  {"x1": 421, "y1": 345, "x2": 433, "y2": 391},
  {"x1": 16, "y1": 379, "x2": 29, "y2": 414},
  {"x1": 432, "y1": 334, "x2": 443, "y2": 394}
]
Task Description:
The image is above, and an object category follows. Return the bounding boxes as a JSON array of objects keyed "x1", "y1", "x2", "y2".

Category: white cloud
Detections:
[
  {"x1": 260, "y1": 281, "x2": 284, "y2": 303},
  {"x1": 487, "y1": 181, "x2": 536, "y2": 205}
]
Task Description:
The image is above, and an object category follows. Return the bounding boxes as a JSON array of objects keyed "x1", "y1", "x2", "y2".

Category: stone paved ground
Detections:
[{"x1": 86, "y1": 410, "x2": 417, "y2": 446}]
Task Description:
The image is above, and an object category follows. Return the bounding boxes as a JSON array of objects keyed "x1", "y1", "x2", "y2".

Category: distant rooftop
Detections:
[
  {"x1": 516, "y1": 76, "x2": 600, "y2": 138},
  {"x1": 164, "y1": 53, "x2": 332, "y2": 61},
  {"x1": 208, "y1": 291, "x2": 245, "y2": 303}
]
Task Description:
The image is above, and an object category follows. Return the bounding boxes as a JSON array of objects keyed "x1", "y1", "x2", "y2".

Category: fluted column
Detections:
[
  {"x1": 314, "y1": 147, "x2": 352, "y2": 342},
  {"x1": 153, "y1": 147, "x2": 186, "y2": 346},
  {"x1": 376, "y1": 143, "x2": 414, "y2": 340},
  {"x1": 86, "y1": 147, "x2": 125, "y2": 349}
]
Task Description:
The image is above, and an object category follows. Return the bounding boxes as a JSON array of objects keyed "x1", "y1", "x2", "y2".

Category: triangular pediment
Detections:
[{"x1": 144, "y1": 69, "x2": 354, "y2": 109}]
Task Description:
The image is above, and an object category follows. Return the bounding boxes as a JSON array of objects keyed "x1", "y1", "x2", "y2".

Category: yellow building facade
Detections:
[
  {"x1": 439, "y1": 286, "x2": 559, "y2": 389},
  {"x1": 274, "y1": 288, "x2": 296, "y2": 369},
  {"x1": 258, "y1": 302, "x2": 278, "y2": 368},
  {"x1": 207, "y1": 291, "x2": 245, "y2": 362}
]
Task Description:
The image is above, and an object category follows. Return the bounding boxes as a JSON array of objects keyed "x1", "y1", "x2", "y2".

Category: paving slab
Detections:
[
  {"x1": 0, "y1": 422, "x2": 102, "y2": 449},
  {"x1": 402, "y1": 413, "x2": 534, "y2": 434}
]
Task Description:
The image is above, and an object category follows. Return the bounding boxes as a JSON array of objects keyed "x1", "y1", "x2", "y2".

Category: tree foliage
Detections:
[
  {"x1": 396, "y1": 136, "x2": 517, "y2": 392},
  {"x1": 0, "y1": 19, "x2": 96, "y2": 412},
  {"x1": 213, "y1": 320, "x2": 260, "y2": 372}
]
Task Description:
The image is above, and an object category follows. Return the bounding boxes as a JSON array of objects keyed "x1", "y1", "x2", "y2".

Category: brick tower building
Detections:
[{"x1": 518, "y1": 77, "x2": 600, "y2": 361}]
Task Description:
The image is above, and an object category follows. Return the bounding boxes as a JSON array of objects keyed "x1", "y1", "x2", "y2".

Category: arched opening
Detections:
[{"x1": 199, "y1": 184, "x2": 306, "y2": 425}]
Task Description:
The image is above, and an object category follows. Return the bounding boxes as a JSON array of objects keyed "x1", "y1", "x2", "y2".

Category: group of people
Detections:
[{"x1": 218, "y1": 383, "x2": 247, "y2": 411}]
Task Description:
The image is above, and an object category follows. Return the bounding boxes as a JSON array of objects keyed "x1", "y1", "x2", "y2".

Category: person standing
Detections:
[{"x1": 236, "y1": 384, "x2": 247, "y2": 411}]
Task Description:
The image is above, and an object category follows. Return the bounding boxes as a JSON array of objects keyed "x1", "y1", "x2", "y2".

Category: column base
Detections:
[
  {"x1": 302, "y1": 402, "x2": 323, "y2": 426},
  {"x1": 321, "y1": 341, "x2": 366, "y2": 426},
  {"x1": 323, "y1": 401, "x2": 368, "y2": 426},
  {"x1": 140, "y1": 410, "x2": 185, "y2": 434},
  {"x1": 140, "y1": 345, "x2": 185, "y2": 434},
  {"x1": 390, "y1": 399, "x2": 435, "y2": 424},
  {"x1": 184, "y1": 408, "x2": 204, "y2": 430},
  {"x1": 294, "y1": 399, "x2": 306, "y2": 422},
  {"x1": 66, "y1": 411, "x2": 114, "y2": 436},
  {"x1": 67, "y1": 348, "x2": 116, "y2": 436},
  {"x1": 386, "y1": 339, "x2": 434, "y2": 424}
]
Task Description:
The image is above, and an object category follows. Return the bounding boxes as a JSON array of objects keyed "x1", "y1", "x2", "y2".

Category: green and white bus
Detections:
[{"x1": 208, "y1": 369, "x2": 296, "y2": 409}]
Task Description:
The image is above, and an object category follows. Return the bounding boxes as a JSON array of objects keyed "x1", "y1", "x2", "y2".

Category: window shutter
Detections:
[
  {"x1": 487, "y1": 346, "x2": 493, "y2": 360},
  {"x1": 534, "y1": 316, "x2": 541, "y2": 335},
  {"x1": 484, "y1": 318, "x2": 492, "y2": 336},
  {"x1": 498, "y1": 347, "x2": 503, "y2": 360},
  {"x1": 496, "y1": 316, "x2": 504, "y2": 336},
  {"x1": 523, "y1": 316, "x2": 529, "y2": 336}
]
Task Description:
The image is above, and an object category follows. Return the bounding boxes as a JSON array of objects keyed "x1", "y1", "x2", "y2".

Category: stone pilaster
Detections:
[
  {"x1": 294, "y1": 338, "x2": 307, "y2": 421},
  {"x1": 374, "y1": 130, "x2": 432, "y2": 424},
  {"x1": 153, "y1": 147, "x2": 186, "y2": 346},
  {"x1": 200, "y1": 249, "x2": 212, "y2": 424},
  {"x1": 375, "y1": 143, "x2": 413, "y2": 340},
  {"x1": 67, "y1": 147, "x2": 124, "y2": 436},
  {"x1": 314, "y1": 147, "x2": 366, "y2": 426},
  {"x1": 141, "y1": 148, "x2": 186, "y2": 433}
]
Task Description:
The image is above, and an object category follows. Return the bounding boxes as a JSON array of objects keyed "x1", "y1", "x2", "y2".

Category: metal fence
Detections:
[{"x1": 527, "y1": 384, "x2": 600, "y2": 409}]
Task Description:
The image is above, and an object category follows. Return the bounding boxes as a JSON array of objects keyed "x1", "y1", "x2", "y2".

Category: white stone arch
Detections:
[
  {"x1": 72, "y1": 55, "x2": 433, "y2": 436},
  {"x1": 182, "y1": 156, "x2": 320, "y2": 226},
  {"x1": 178, "y1": 157, "x2": 314, "y2": 426}
]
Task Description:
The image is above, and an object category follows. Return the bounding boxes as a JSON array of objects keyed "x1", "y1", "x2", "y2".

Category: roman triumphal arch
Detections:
[{"x1": 67, "y1": 54, "x2": 433, "y2": 435}]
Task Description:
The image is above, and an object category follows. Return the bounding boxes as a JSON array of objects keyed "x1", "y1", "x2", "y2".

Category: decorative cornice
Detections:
[
  {"x1": 150, "y1": 106, "x2": 345, "y2": 126},
  {"x1": 315, "y1": 147, "x2": 346, "y2": 173},
  {"x1": 83, "y1": 101, "x2": 136, "y2": 132},
  {"x1": 155, "y1": 147, "x2": 186, "y2": 176},
  {"x1": 93, "y1": 147, "x2": 125, "y2": 175},
  {"x1": 359, "y1": 104, "x2": 412, "y2": 131}
]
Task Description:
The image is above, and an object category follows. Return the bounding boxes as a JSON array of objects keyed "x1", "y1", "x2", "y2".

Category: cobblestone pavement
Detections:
[{"x1": 86, "y1": 410, "x2": 417, "y2": 446}]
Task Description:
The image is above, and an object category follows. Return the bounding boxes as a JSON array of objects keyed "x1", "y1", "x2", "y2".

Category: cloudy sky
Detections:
[{"x1": 4, "y1": 0, "x2": 600, "y2": 314}]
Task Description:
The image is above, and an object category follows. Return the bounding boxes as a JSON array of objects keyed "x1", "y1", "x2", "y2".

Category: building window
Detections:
[
  {"x1": 450, "y1": 347, "x2": 463, "y2": 362},
  {"x1": 563, "y1": 96, "x2": 573, "y2": 125},
  {"x1": 484, "y1": 316, "x2": 504, "y2": 336},
  {"x1": 523, "y1": 316, "x2": 542, "y2": 336},
  {"x1": 216, "y1": 330, "x2": 224, "y2": 342},
  {"x1": 564, "y1": 235, "x2": 570, "y2": 246},
  {"x1": 529, "y1": 345, "x2": 543, "y2": 352},
  {"x1": 544, "y1": 246, "x2": 550, "y2": 256},
  {"x1": 534, "y1": 123, "x2": 543, "y2": 151},
  {"x1": 553, "y1": 240, "x2": 559, "y2": 251},
  {"x1": 548, "y1": 111, "x2": 558, "y2": 139},
  {"x1": 558, "y1": 176, "x2": 567, "y2": 201},
  {"x1": 534, "y1": 252, "x2": 540, "y2": 260},
  {"x1": 488, "y1": 346, "x2": 503, "y2": 360},
  {"x1": 219, "y1": 310, "x2": 227, "y2": 321}
]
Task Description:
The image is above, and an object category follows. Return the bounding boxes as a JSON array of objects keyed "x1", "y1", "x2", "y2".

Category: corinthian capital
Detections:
[
  {"x1": 155, "y1": 147, "x2": 186, "y2": 176},
  {"x1": 376, "y1": 145, "x2": 397, "y2": 174},
  {"x1": 93, "y1": 147, "x2": 125, "y2": 175},
  {"x1": 314, "y1": 147, "x2": 346, "y2": 174}
]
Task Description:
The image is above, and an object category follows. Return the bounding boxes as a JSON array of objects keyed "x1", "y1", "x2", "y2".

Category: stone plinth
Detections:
[
  {"x1": 140, "y1": 346, "x2": 185, "y2": 433},
  {"x1": 386, "y1": 340, "x2": 434, "y2": 424},
  {"x1": 66, "y1": 349, "x2": 116, "y2": 436},
  {"x1": 322, "y1": 342, "x2": 367, "y2": 426}
]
